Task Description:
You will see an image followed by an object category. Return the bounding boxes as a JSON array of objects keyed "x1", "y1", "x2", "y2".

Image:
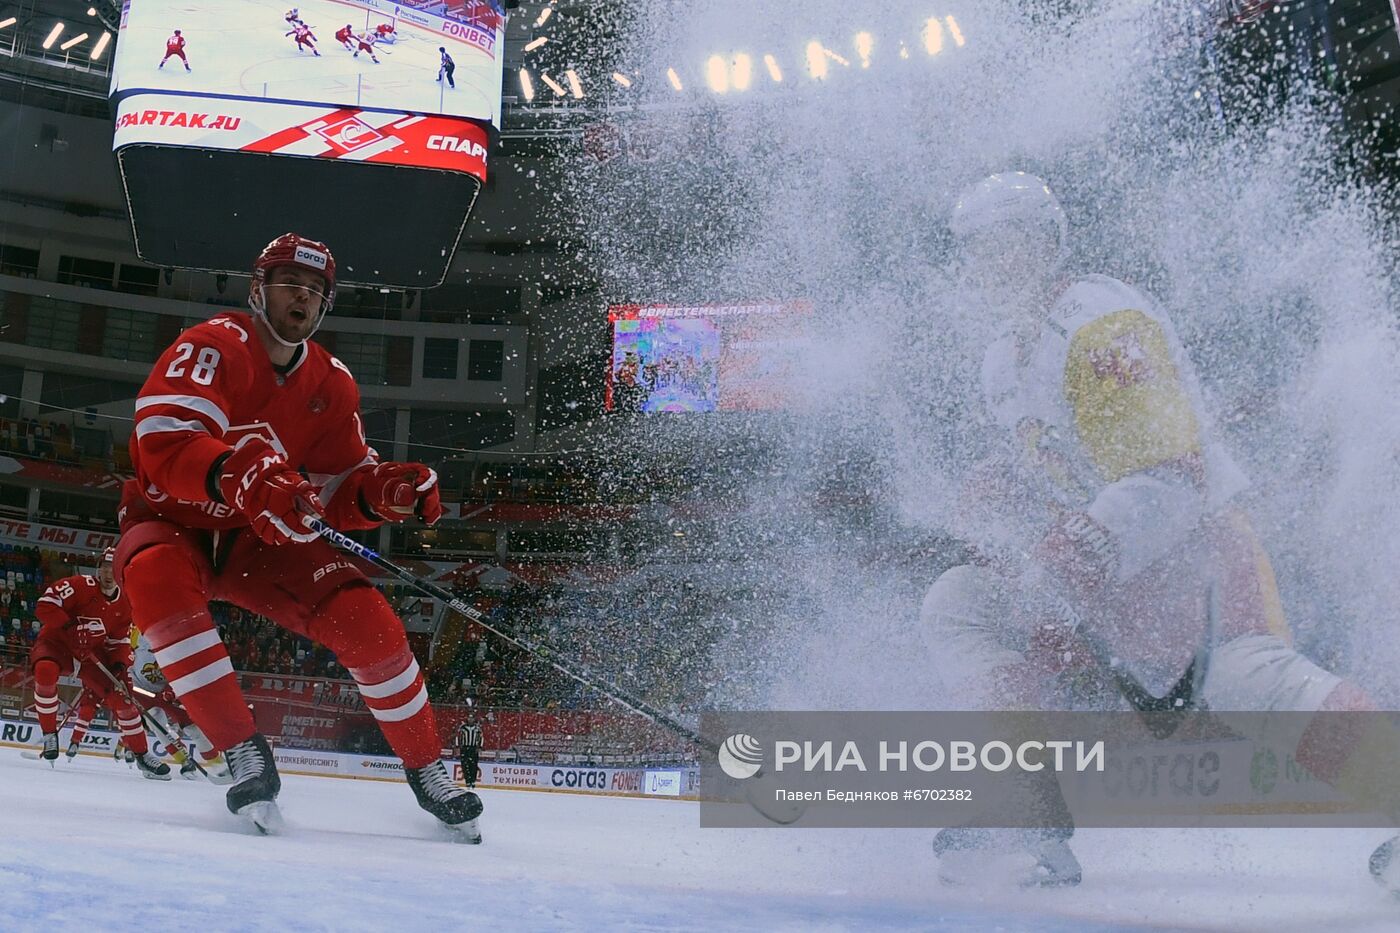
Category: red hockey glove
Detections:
[
  {"x1": 359, "y1": 461, "x2": 442, "y2": 525},
  {"x1": 1035, "y1": 511, "x2": 1119, "y2": 594},
  {"x1": 107, "y1": 645, "x2": 134, "y2": 677},
  {"x1": 216, "y1": 437, "x2": 324, "y2": 546},
  {"x1": 71, "y1": 618, "x2": 106, "y2": 659}
]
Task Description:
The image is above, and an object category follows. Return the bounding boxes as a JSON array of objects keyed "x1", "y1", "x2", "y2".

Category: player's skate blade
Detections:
[
  {"x1": 236, "y1": 800, "x2": 285, "y2": 836},
  {"x1": 933, "y1": 828, "x2": 1082, "y2": 889},
  {"x1": 436, "y1": 817, "x2": 483, "y2": 845},
  {"x1": 1369, "y1": 834, "x2": 1400, "y2": 897},
  {"x1": 405, "y1": 760, "x2": 484, "y2": 833},
  {"x1": 135, "y1": 751, "x2": 173, "y2": 781}
]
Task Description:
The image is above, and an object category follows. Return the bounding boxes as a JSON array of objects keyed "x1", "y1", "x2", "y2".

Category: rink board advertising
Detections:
[
  {"x1": 111, "y1": 0, "x2": 505, "y2": 125},
  {"x1": 605, "y1": 301, "x2": 812, "y2": 414},
  {"x1": 700, "y1": 712, "x2": 1400, "y2": 829}
]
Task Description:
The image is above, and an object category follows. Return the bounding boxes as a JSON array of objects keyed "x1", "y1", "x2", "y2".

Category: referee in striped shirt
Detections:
[{"x1": 456, "y1": 719, "x2": 482, "y2": 788}]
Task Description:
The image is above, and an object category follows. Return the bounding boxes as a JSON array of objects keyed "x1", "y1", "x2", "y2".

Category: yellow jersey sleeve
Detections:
[{"x1": 1063, "y1": 308, "x2": 1202, "y2": 483}]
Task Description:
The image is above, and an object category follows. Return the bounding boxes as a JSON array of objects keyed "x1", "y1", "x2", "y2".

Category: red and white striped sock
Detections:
[
  {"x1": 349, "y1": 643, "x2": 439, "y2": 769},
  {"x1": 148, "y1": 613, "x2": 253, "y2": 752},
  {"x1": 32, "y1": 659, "x2": 61, "y2": 734},
  {"x1": 113, "y1": 703, "x2": 150, "y2": 754},
  {"x1": 69, "y1": 701, "x2": 96, "y2": 744}
]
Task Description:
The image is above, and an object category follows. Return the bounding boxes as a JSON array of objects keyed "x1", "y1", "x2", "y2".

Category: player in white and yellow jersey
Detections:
[{"x1": 923, "y1": 172, "x2": 1400, "y2": 892}]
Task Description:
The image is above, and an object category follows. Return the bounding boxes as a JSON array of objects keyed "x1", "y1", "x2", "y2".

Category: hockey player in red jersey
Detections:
[
  {"x1": 334, "y1": 24, "x2": 356, "y2": 51},
  {"x1": 116, "y1": 232, "x2": 482, "y2": 838},
  {"x1": 352, "y1": 33, "x2": 380, "y2": 64},
  {"x1": 286, "y1": 23, "x2": 320, "y2": 56},
  {"x1": 373, "y1": 22, "x2": 396, "y2": 43},
  {"x1": 159, "y1": 30, "x2": 190, "y2": 71},
  {"x1": 29, "y1": 548, "x2": 171, "y2": 779}
]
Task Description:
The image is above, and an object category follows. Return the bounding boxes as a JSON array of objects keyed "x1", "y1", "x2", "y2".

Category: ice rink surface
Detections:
[
  {"x1": 1, "y1": 748, "x2": 1398, "y2": 931},
  {"x1": 112, "y1": 0, "x2": 499, "y2": 121}
]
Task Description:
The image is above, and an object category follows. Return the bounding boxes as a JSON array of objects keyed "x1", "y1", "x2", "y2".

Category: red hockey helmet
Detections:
[{"x1": 252, "y1": 232, "x2": 336, "y2": 309}]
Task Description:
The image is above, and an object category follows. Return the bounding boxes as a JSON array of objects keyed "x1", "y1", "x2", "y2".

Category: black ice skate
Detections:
[
  {"x1": 1370, "y1": 834, "x2": 1400, "y2": 897},
  {"x1": 933, "y1": 826, "x2": 1082, "y2": 888},
  {"x1": 179, "y1": 757, "x2": 199, "y2": 780},
  {"x1": 224, "y1": 733, "x2": 284, "y2": 834},
  {"x1": 40, "y1": 731, "x2": 59, "y2": 763},
  {"x1": 65, "y1": 739, "x2": 79, "y2": 760},
  {"x1": 405, "y1": 759, "x2": 483, "y2": 843},
  {"x1": 134, "y1": 751, "x2": 173, "y2": 781}
]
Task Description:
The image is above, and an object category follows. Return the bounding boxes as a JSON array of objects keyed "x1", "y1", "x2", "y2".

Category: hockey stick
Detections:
[
  {"x1": 311, "y1": 517, "x2": 806, "y2": 824},
  {"x1": 91, "y1": 658, "x2": 208, "y2": 777},
  {"x1": 307, "y1": 517, "x2": 713, "y2": 753}
]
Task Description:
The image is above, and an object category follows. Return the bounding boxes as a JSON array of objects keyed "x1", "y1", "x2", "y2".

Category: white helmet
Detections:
[{"x1": 950, "y1": 172, "x2": 1068, "y2": 260}]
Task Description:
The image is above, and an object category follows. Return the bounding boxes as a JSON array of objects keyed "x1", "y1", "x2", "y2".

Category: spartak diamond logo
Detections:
[{"x1": 312, "y1": 116, "x2": 384, "y2": 152}]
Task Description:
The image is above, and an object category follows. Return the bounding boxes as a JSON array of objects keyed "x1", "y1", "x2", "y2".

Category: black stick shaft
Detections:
[
  {"x1": 307, "y1": 518, "x2": 716, "y2": 755},
  {"x1": 92, "y1": 658, "x2": 206, "y2": 776}
]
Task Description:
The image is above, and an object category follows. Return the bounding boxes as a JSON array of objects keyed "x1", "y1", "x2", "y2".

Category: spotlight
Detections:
[
  {"x1": 732, "y1": 53, "x2": 752, "y2": 91},
  {"x1": 923, "y1": 18, "x2": 944, "y2": 55},
  {"x1": 805, "y1": 41, "x2": 827, "y2": 79},
  {"x1": 518, "y1": 68, "x2": 535, "y2": 100},
  {"x1": 854, "y1": 32, "x2": 873, "y2": 68},
  {"x1": 705, "y1": 54, "x2": 728, "y2": 93},
  {"x1": 42, "y1": 22, "x2": 65, "y2": 49}
]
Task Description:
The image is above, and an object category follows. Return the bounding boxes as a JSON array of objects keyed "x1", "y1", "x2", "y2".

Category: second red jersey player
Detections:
[
  {"x1": 29, "y1": 549, "x2": 172, "y2": 779},
  {"x1": 286, "y1": 23, "x2": 320, "y2": 55},
  {"x1": 159, "y1": 29, "x2": 190, "y2": 71},
  {"x1": 117, "y1": 232, "x2": 480, "y2": 838}
]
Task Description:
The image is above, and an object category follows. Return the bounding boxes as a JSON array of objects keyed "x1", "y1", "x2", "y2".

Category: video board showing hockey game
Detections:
[
  {"x1": 605, "y1": 302, "x2": 812, "y2": 414},
  {"x1": 110, "y1": 0, "x2": 506, "y2": 125}
]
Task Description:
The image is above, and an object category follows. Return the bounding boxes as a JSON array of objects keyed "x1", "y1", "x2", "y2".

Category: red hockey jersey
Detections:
[
  {"x1": 35, "y1": 574, "x2": 134, "y2": 665},
  {"x1": 128, "y1": 311, "x2": 382, "y2": 533}
]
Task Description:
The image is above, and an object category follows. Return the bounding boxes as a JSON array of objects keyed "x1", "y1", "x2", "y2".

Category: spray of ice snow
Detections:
[{"x1": 565, "y1": 1, "x2": 1400, "y2": 710}]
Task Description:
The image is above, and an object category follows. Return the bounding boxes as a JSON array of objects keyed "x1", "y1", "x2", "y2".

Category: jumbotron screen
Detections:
[
  {"x1": 111, "y1": 0, "x2": 505, "y2": 126},
  {"x1": 605, "y1": 302, "x2": 812, "y2": 414}
]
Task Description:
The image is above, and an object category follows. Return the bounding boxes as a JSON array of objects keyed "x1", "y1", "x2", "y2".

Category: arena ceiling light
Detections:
[
  {"x1": 764, "y1": 54, "x2": 782, "y2": 82},
  {"x1": 540, "y1": 72, "x2": 566, "y2": 96},
  {"x1": 0, "y1": 17, "x2": 16, "y2": 30},
  {"x1": 805, "y1": 40, "x2": 828, "y2": 80},
  {"x1": 611, "y1": 72, "x2": 632, "y2": 88},
  {"x1": 59, "y1": 31, "x2": 88, "y2": 50},
  {"x1": 855, "y1": 32, "x2": 873, "y2": 67},
  {"x1": 42, "y1": 22, "x2": 64, "y2": 49},
  {"x1": 86, "y1": 6, "x2": 95, "y2": 15},
  {"x1": 533, "y1": 4, "x2": 553, "y2": 28},
  {"x1": 524, "y1": 36, "x2": 547, "y2": 51},
  {"x1": 90, "y1": 30, "x2": 110, "y2": 59},
  {"x1": 518, "y1": 68, "x2": 535, "y2": 101},
  {"x1": 666, "y1": 67, "x2": 683, "y2": 91},
  {"x1": 705, "y1": 54, "x2": 729, "y2": 93},
  {"x1": 564, "y1": 69, "x2": 584, "y2": 99},
  {"x1": 945, "y1": 15, "x2": 965, "y2": 47},
  {"x1": 732, "y1": 53, "x2": 753, "y2": 91}
]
